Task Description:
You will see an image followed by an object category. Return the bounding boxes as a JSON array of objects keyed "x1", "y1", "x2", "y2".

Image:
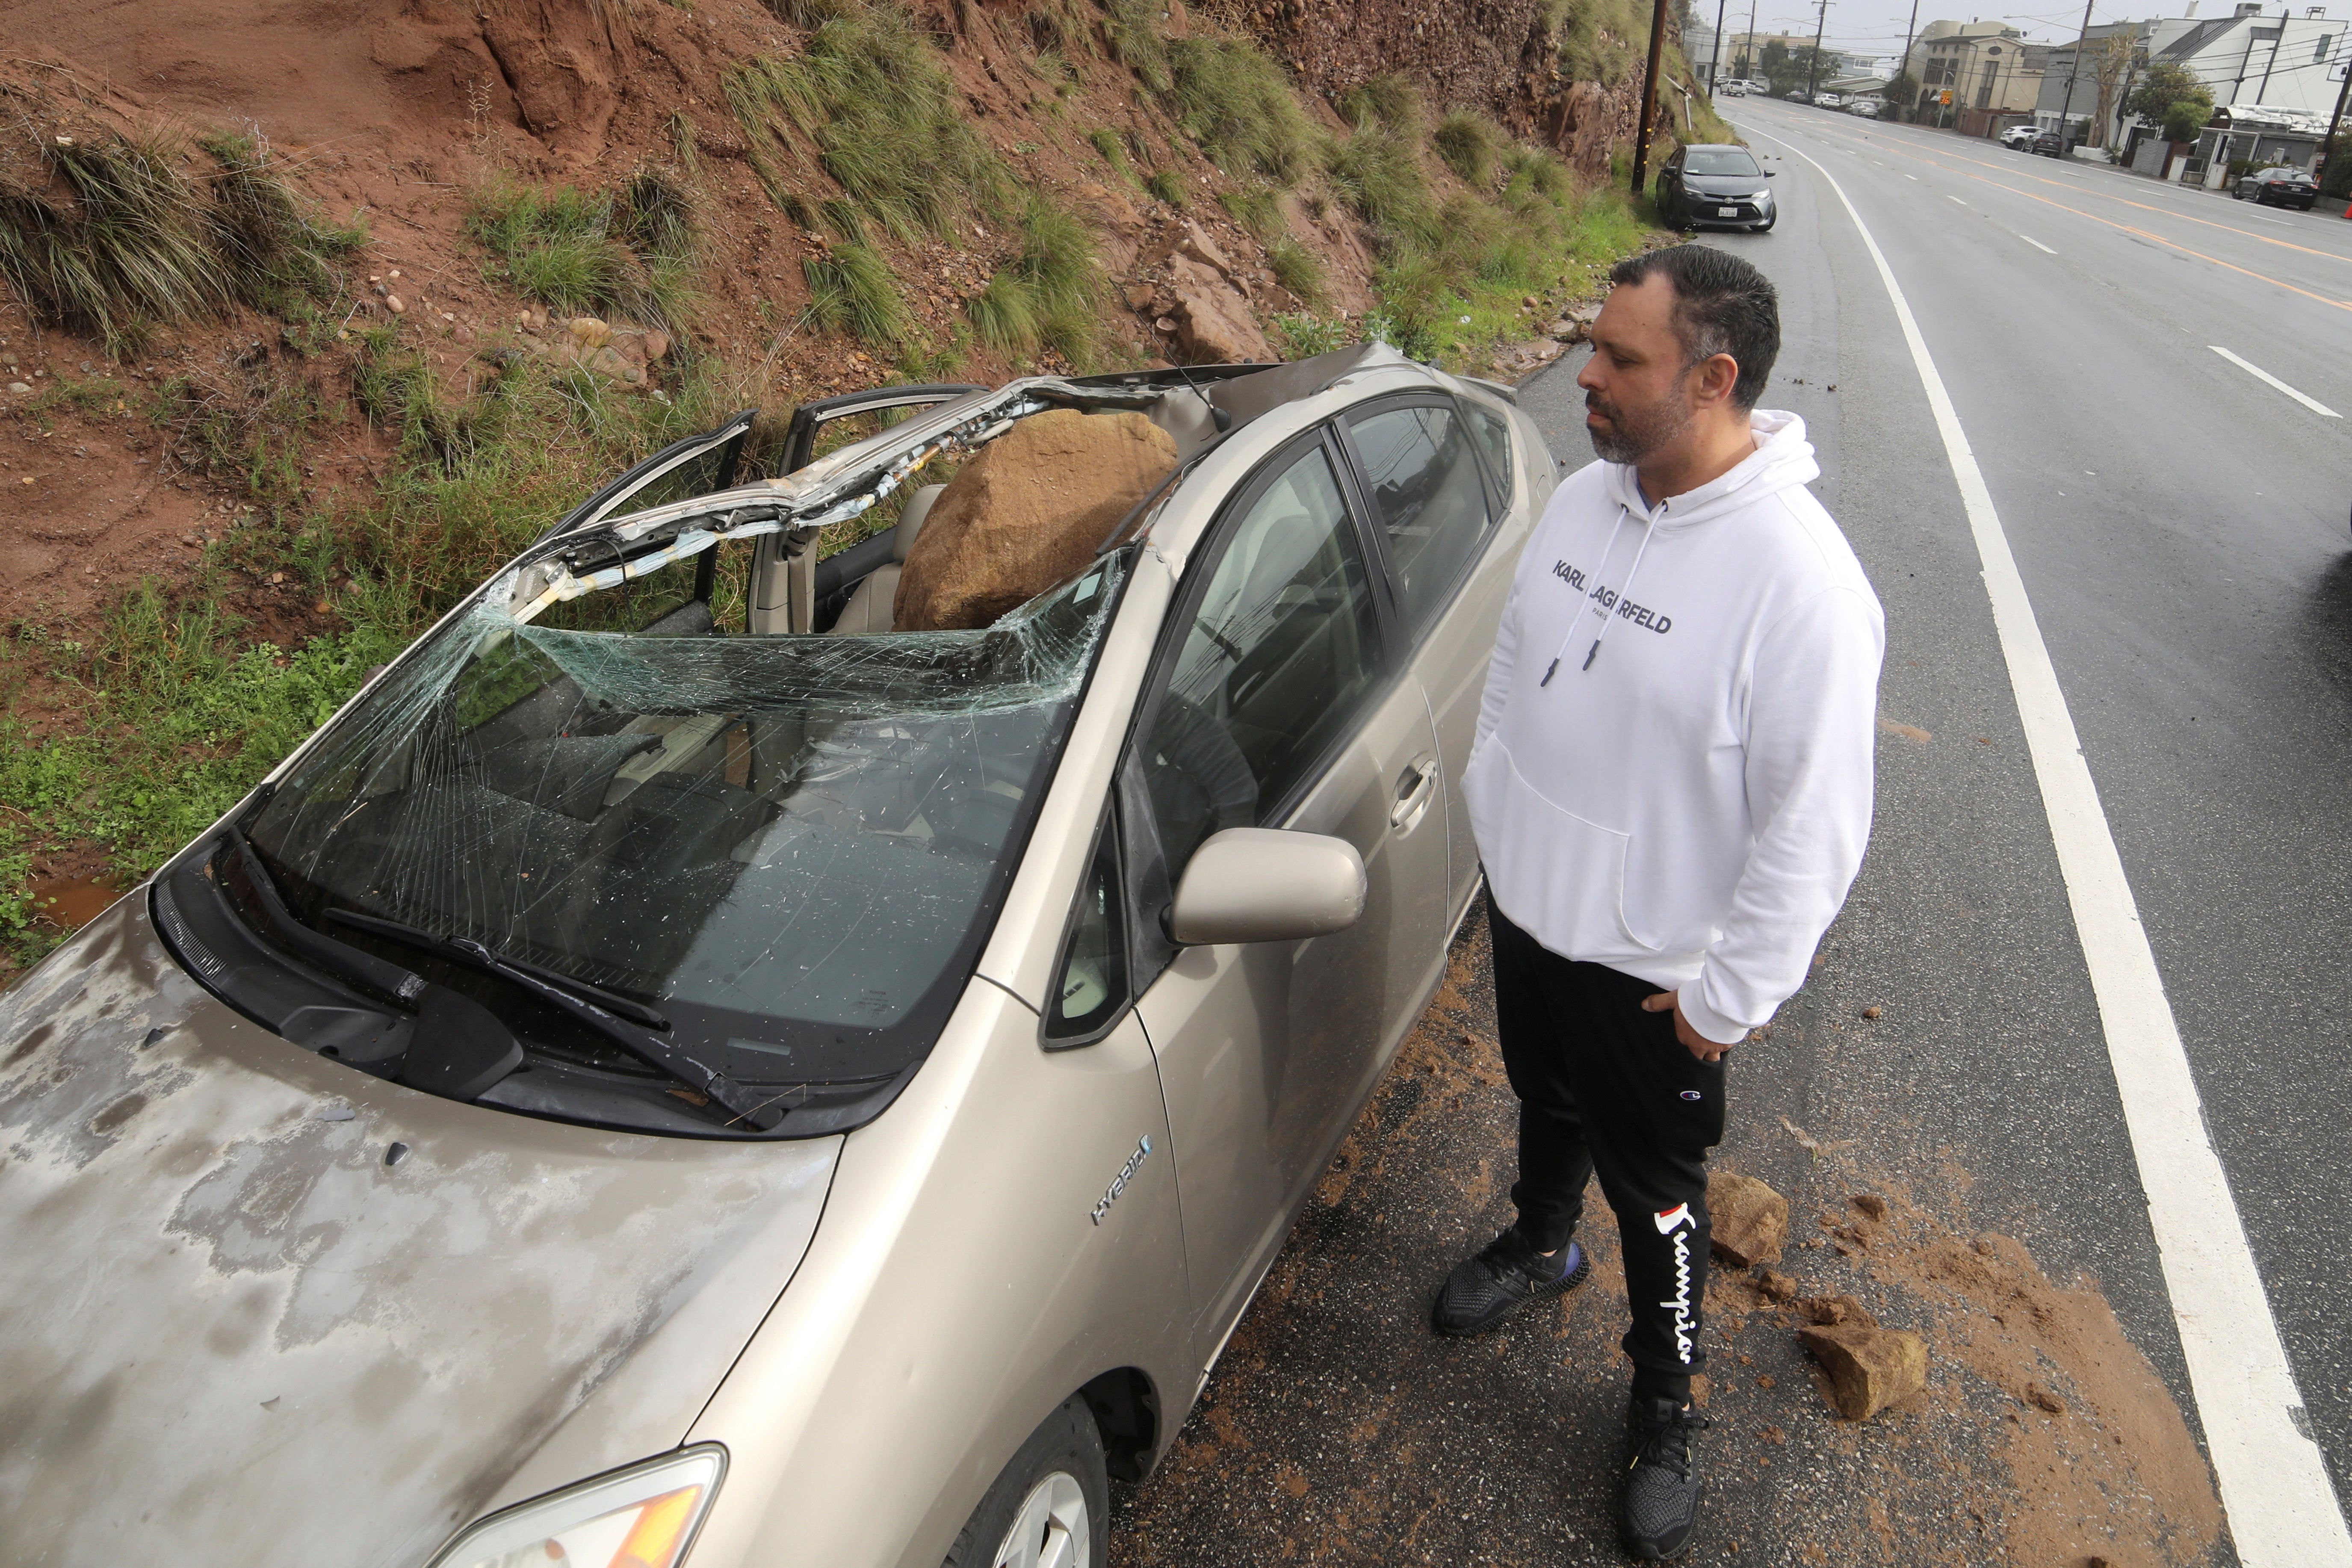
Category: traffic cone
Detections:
[{"x1": 2343, "y1": 196, "x2": 2352, "y2": 218}]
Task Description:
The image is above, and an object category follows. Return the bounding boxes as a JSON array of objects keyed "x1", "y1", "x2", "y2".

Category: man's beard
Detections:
[{"x1": 1586, "y1": 386, "x2": 1693, "y2": 464}]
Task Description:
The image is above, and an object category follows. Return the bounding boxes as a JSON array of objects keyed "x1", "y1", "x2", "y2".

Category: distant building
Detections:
[{"x1": 1913, "y1": 22, "x2": 2045, "y2": 132}]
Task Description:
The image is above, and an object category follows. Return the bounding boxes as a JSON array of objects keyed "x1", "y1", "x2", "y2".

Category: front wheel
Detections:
[
  {"x1": 2233, "y1": 186, "x2": 2246, "y2": 200},
  {"x1": 943, "y1": 1399, "x2": 1109, "y2": 1568}
]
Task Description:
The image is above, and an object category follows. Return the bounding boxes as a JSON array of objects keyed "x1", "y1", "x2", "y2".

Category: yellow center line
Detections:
[
  {"x1": 1746, "y1": 113, "x2": 2352, "y2": 313},
  {"x1": 1789, "y1": 116, "x2": 2352, "y2": 269}
]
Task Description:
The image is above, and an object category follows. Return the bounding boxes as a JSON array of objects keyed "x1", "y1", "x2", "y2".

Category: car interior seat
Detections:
[{"x1": 827, "y1": 484, "x2": 944, "y2": 635}]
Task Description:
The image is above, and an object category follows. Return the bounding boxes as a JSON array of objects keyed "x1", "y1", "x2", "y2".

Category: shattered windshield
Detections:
[
  {"x1": 1684, "y1": 149, "x2": 1762, "y2": 177},
  {"x1": 237, "y1": 546, "x2": 1128, "y2": 1122}
]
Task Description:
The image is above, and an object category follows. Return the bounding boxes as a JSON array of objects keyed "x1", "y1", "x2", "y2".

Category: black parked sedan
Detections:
[
  {"x1": 2235, "y1": 166, "x2": 2319, "y2": 209},
  {"x1": 1654, "y1": 144, "x2": 1777, "y2": 232}
]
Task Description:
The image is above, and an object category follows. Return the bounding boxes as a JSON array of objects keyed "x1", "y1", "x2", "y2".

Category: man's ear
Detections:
[{"x1": 1693, "y1": 352, "x2": 1743, "y2": 408}]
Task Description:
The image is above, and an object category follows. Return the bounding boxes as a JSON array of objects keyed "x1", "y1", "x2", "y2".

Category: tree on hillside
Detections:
[{"x1": 2127, "y1": 59, "x2": 2213, "y2": 144}]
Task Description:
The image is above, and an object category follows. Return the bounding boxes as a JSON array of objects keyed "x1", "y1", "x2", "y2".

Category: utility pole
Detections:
[
  {"x1": 1804, "y1": 0, "x2": 1829, "y2": 101},
  {"x1": 2057, "y1": 0, "x2": 2096, "y2": 144},
  {"x1": 1710, "y1": 0, "x2": 1729, "y2": 93},
  {"x1": 1896, "y1": 0, "x2": 1921, "y2": 119},
  {"x1": 1743, "y1": 0, "x2": 1759, "y2": 83},
  {"x1": 1630, "y1": 0, "x2": 1671, "y2": 196},
  {"x1": 2321, "y1": 44, "x2": 2352, "y2": 187}
]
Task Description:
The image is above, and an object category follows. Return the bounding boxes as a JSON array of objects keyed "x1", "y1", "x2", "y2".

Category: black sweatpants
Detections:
[{"x1": 1489, "y1": 901, "x2": 1728, "y2": 1403}]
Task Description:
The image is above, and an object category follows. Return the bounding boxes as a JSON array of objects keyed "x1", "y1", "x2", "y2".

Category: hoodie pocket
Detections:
[{"x1": 1465, "y1": 741, "x2": 1658, "y2": 955}]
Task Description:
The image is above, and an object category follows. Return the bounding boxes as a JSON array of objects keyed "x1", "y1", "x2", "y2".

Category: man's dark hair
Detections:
[{"x1": 1606, "y1": 245, "x2": 1780, "y2": 410}]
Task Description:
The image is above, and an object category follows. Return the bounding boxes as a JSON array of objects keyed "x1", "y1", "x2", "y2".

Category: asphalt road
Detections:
[{"x1": 1108, "y1": 106, "x2": 2352, "y2": 1565}]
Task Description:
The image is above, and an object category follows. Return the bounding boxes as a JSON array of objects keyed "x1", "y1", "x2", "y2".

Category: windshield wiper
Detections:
[
  {"x1": 326, "y1": 908, "x2": 670, "y2": 1029},
  {"x1": 322, "y1": 909, "x2": 785, "y2": 1133}
]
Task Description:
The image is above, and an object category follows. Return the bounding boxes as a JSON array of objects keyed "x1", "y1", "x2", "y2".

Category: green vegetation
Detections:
[
  {"x1": 1217, "y1": 183, "x2": 1285, "y2": 242},
  {"x1": 1104, "y1": 0, "x2": 1173, "y2": 93},
  {"x1": 1433, "y1": 111, "x2": 1504, "y2": 187},
  {"x1": 725, "y1": 4, "x2": 1006, "y2": 242},
  {"x1": 966, "y1": 196, "x2": 1101, "y2": 366},
  {"x1": 467, "y1": 178, "x2": 695, "y2": 330},
  {"x1": 2128, "y1": 60, "x2": 2215, "y2": 147},
  {"x1": 0, "y1": 126, "x2": 357, "y2": 354},
  {"x1": 1266, "y1": 236, "x2": 1324, "y2": 305},
  {"x1": 1143, "y1": 168, "x2": 1189, "y2": 208},
  {"x1": 804, "y1": 241, "x2": 912, "y2": 344},
  {"x1": 1168, "y1": 37, "x2": 1316, "y2": 183},
  {"x1": 1087, "y1": 127, "x2": 1137, "y2": 183}
]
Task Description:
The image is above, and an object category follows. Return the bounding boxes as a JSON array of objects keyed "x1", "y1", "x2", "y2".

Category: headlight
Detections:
[{"x1": 426, "y1": 1446, "x2": 726, "y2": 1568}]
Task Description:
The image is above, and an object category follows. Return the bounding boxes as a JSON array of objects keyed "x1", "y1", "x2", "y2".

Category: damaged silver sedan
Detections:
[{"x1": 0, "y1": 343, "x2": 1553, "y2": 1568}]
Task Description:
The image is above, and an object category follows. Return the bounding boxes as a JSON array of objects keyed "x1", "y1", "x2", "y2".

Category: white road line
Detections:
[
  {"x1": 2209, "y1": 345, "x2": 2343, "y2": 417},
  {"x1": 1739, "y1": 115, "x2": 2352, "y2": 1568},
  {"x1": 1947, "y1": 194, "x2": 1969, "y2": 206},
  {"x1": 2019, "y1": 234, "x2": 2057, "y2": 254}
]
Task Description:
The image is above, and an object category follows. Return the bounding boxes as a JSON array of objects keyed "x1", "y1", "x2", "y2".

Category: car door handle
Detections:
[{"x1": 1390, "y1": 756, "x2": 1439, "y2": 832}]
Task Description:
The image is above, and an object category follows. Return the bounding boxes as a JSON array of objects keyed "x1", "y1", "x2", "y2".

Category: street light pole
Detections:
[
  {"x1": 1629, "y1": 0, "x2": 1671, "y2": 196},
  {"x1": 1805, "y1": 0, "x2": 1829, "y2": 101},
  {"x1": 2256, "y1": 4, "x2": 2287, "y2": 103},
  {"x1": 1746, "y1": 0, "x2": 1758, "y2": 83},
  {"x1": 1710, "y1": 0, "x2": 1729, "y2": 94},
  {"x1": 2320, "y1": 45, "x2": 2352, "y2": 189}
]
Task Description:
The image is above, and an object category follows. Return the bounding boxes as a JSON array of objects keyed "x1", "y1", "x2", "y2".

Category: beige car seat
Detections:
[{"x1": 827, "y1": 485, "x2": 943, "y2": 635}]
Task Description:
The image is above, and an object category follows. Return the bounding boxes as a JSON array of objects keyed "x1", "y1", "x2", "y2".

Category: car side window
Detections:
[
  {"x1": 1140, "y1": 438, "x2": 1383, "y2": 874},
  {"x1": 1463, "y1": 402, "x2": 1514, "y2": 503},
  {"x1": 1345, "y1": 401, "x2": 1494, "y2": 641},
  {"x1": 1044, "y1": 815, "x2": 1128, "y2": 1045}
]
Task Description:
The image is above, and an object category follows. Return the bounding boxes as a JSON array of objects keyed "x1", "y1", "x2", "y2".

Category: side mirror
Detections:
[
  {"x1": 1765, "y1": 169, "x2": 1778, "y2": 176},
  {"x1": 1166, "y1": 828, "x2": 1366, "y2": 946}
]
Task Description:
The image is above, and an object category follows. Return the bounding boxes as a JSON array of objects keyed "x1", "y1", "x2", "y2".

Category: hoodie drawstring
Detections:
[{"x1": 1539, "y1": 502, "x2": 1661, "y2": 685}]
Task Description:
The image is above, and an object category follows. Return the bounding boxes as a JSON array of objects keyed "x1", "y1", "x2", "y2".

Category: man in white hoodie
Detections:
[{"x1": 1430, "y1": 245, "x2": 1884, "y2": 1559}]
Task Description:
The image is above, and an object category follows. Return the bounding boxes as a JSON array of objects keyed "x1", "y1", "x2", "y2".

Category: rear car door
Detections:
[
  {"x1": 1339, "y1": 393, "x2": 1517, "y2": 927},
  {"x1": 1129, "y1": 425, "x2": 1448, "y2": 1359}
]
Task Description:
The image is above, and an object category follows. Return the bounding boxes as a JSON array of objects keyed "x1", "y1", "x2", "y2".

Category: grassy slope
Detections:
[{"x1": 0, "y1": 0, "x2": 1682, "y2": 975}]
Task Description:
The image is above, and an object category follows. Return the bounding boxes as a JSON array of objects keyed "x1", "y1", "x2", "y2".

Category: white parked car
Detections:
[{"x1": 1846, "y1": 99, "x2": 1881, "y2": 118}]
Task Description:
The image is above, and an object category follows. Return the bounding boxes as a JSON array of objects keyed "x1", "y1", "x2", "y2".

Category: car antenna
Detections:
[{"x1": 1173, "y1": 365, "x2": 1231, "y2": 433}]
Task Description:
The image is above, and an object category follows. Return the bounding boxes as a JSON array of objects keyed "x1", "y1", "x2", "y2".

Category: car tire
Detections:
[
  {"x1": 942, "y1": 1398, "x2": 1110, "y2": 1568},
  {"x1": 2234, "y1": 186, "x2": 2246, "y2": 200}
]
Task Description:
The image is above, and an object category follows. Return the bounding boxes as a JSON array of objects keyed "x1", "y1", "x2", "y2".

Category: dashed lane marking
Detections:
[
  {"x1": 1946, "y1": 194, "x2": 1968, "y2": 206},
  {"x1": 1737, "y1": 112, "x2": 2352, "y2": 1568},
  {"x1": 2208, "y1": 345, "x2": 2342, "y2": 417},
  {"x1": 2019, "y1": 234, "x2": 2057, "y2": 254}
]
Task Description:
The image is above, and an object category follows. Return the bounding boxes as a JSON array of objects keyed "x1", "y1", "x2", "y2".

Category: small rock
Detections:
[
  {"x1": 1755, "y1": 1268, "x2": 1798, "y2": 1302},
  {"x1": 2027, "y1": 1382, "x2": 2066, "y2": 1415},
  {"x1": 1861, "y1": 1004, "x2": 1882, "y2": 1019},
  {"x1": 1707, "y1": 1171, "x2": 1788, "y2": 1267},
  {"x1": 1795, "y1": 1293, "x2": 1879, "y2": 1329},
  {"x1": 385, "y1": 295, "x2": 405, "y2": 315},
  {"x1": 1176, "y1": 219, "x2": 1236, "y2": 276},
  {"x1": 1755, "y1": 1374, "x2": 1775, "y2": 1389},
  {"x1": 1760, "y1": 1423, "x2": 1786, "y2": 1444},
  {"x1": 1797, "y1": 1324, "x2": 1927, "y2": 1420},
  {"x1": 1121, "y1": 281, "x2": 1156, "y2": 312},
  {"x1": 4, "y1": 381, "x2": 27, "y2": 395},
  {"x1": 1851, "y1": 1193, "x2": 1888, "y2": 1222}
]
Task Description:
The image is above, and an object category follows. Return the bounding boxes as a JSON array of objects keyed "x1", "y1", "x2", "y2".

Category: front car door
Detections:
[
  {"x1": 1337, "y1": 391, "x2": 1519, "y2": 928},
  {"x1": 1128, "y1": 425, "x2": 1448, "y2": 1364}
]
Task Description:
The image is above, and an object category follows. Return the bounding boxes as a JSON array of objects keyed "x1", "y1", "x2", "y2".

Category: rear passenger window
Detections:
[
  {"x1": 1347, "y1": 402, "x2": 1494, "y2": 638},
  {"x1": 1141, "y1": 439, "x2": 1382, "y2": 871},
  {"x1": 1465, "y1": 403, "x2": 1513, "y2": 500}
]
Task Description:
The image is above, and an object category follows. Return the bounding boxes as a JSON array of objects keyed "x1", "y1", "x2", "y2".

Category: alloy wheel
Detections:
[{"x1": 989, "y1": 1471, "x2": 1091, "y2": 1568}]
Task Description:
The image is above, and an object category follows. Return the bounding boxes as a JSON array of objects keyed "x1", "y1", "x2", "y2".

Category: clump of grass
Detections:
[
  {"x1": 1504, "y1": 146, "x2": 1573, "y2": 204},
  {"x1": 1087, "y1": 127, "x2": 1136, "y2": 183},
  {"x1": 1217, "y1": 183, "x2": 1285, "y2": 243},
  {"x1": 966, "y1": 195, "x2": 1100, "y2": 366},
  {"x1": 199, "y1": 133, "x2": 365, "y2": 311},
  {"x1": 467, "y1": 180, "x2": 692, "y2": 330},
  {"x1": 1433, "y1": 111, "x2": 1504, "y2": 187},
  {"x1": 804, "y1": 241, "x2": 911, "y2": 344},
  {"x1": 1324, "y1": 125, "x2": 1433, "y2": 236},
  {"x1": 1025, "y1": 0, "x2": 1098, "y2": 54},
  {"x1": 1104, "y1": 0, "x2": 1173, "y2": 92},
  {"x1": 1337, "y1": 74, "x2": 1422, "y2": 135},
  {"x1": 1273, "y1": 312, "x2": 1352, "y2": 357},
  {"x1": 726, "y1": 6, "x2": 1006, "y2": 242},
  {"x1": 615, "y1": 163, "x2": 697, "y2": 261},
  {"x1": 1168, "y1": 37, "x2": 1315, "y2": 184},
  {"x1": 1143, "y1": 168, "x2": 1188, "y2": 208},
  {"x1": 1267, "y1": 236, "x2": 1324, "y2": 306},
  {"x1": 0, "y1": 126, "x2": 353, "y2": 354}
]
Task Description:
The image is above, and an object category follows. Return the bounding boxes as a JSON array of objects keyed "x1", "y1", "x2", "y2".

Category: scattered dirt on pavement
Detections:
[{"x1": 1108, "y1": 903, "x2": 2228, "y2": 1566}]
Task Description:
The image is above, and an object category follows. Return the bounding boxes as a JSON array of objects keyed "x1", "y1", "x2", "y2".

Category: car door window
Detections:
[
  {"x1": 1044, "y1": 814, "x2": 1129, "y2": 1046},
  {"x1": 1463, "y1": 402, "x2": 1513, "y2": 502},
  {"x1": 1140, "y1": 438, "x2": 1382, "y2": 872},
  {"x1": 1345, "y1": 401, "x2": 1494, "y2": 641}
]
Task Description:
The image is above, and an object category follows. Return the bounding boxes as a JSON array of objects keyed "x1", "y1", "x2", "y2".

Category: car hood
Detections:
[{"x1": 0, "y1": 894, "x2": 842, "y2": 1568}]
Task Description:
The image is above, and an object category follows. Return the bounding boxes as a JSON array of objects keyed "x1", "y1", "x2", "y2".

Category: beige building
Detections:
[{"x1": 1910, "y1": 20, "x2": 2044, "y2": 116}]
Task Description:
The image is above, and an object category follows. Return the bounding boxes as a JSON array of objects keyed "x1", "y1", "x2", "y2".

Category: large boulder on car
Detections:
[{"x1": 894, "y1": 409, "x2": 1178, "y2": 631}]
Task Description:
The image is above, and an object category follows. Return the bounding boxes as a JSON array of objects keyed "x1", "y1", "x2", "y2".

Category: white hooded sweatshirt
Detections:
[{"x1": 1463, "y1": 409, "x2": 1884, "y2": 1045}]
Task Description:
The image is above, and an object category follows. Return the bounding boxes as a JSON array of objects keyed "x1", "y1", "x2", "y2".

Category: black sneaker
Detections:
[
  {"x1": 1621, "y1": 1396, "x2": 1708, "y2": 1560},
  {"x1": 1430, "y1": 1228, "x2": 1588, "y2": 1337}
]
